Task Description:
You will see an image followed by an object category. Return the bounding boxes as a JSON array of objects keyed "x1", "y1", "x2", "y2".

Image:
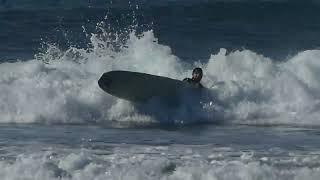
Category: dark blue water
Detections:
[{"x1": 1, "y1": 1, "x2": 320, "y2": 61}]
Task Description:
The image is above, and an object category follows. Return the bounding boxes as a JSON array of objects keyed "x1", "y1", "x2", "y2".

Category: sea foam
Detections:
[
  {"x1": 1, "y1": 29, "x2": 320, "y2": 126},
  {"x1": 1, "y1": 145, "x2": 320, "y2": 180}
]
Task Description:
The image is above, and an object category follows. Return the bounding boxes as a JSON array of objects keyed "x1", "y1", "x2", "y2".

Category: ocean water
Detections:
[{"x1": 1, "y1": 0, "x2": 320, "y2": 179}]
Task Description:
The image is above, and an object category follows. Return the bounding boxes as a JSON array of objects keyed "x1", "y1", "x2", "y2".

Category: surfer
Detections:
[{"x1": 183, "y1": 67, "x2": 204, "y2": 88}]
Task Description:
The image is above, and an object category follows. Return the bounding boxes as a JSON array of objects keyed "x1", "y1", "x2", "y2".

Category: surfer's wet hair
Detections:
[{"x1": 192, "y1": 68, "x2": 203, "y2": 75}]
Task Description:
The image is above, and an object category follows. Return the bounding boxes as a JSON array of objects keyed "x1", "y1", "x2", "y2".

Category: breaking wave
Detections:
[{"x1": 1, "y1": 26, "x2": 320, "y2": 127}]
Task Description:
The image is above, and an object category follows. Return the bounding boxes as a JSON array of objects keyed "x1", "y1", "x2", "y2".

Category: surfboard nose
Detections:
[{"x1": 98, "y1": 73, "x2": 112, "y2": 91}]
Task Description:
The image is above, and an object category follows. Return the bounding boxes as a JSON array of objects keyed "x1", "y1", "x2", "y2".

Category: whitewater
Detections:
[{"x1": 1, "y1": 30, "x2": 320, "y2": 126}]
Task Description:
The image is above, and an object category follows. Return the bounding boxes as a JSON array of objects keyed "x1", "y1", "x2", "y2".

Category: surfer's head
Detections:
[{"x1": 192, "y1": 67, "x2": 203, "y2": 82}]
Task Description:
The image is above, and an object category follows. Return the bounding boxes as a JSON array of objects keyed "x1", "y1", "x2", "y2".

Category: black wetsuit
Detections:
[{"x1": 183, "y1": 78, "x2": 204, "y2": 88}]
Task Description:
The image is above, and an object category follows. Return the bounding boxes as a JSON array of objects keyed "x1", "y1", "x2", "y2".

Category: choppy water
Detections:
[
  {"x1": 2, "y1": 125, "x2": 320, "y2": 180},
  {"x1": 1, "y1": 0, "x2": 320, "y2": 179}
]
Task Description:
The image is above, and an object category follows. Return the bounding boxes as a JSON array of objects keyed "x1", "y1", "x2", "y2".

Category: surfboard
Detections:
[{"x1": 98, "y1": 71, "x2": 202, "y2": 104}]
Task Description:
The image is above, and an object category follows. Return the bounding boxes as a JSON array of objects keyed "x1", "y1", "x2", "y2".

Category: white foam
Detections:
[
  {"x1": 0, "y1": 30, "x2": 188, "y2": 124},
  {"x1": 1, "y1": 145, "x2": 320, "y2": 180},
  {"x1": 1, "y1": 29, "x2": 320, "y2": 126},
  {"x1": 202, "y1": 48, "x2": 320, "y2": 126}
]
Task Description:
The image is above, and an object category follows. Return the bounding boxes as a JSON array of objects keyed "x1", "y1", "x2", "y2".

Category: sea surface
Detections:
[{"x1": 1, "y1": 0, "x2": 320, "y2": 179}]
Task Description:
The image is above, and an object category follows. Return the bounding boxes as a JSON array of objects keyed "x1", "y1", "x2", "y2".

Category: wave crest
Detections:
[{"x1": 1, "y1": 27, "x2": 320, "y2": 127}]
